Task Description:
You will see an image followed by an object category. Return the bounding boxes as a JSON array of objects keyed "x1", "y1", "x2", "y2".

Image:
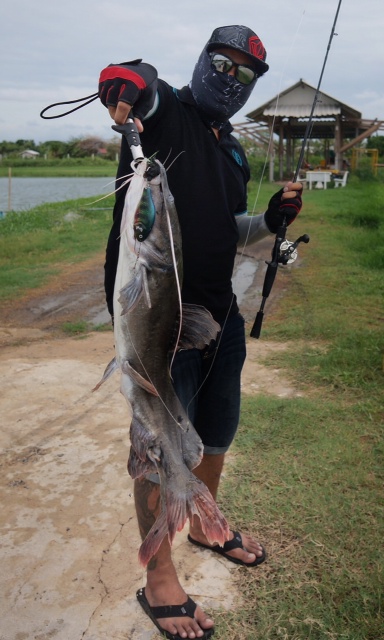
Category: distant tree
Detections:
[
  {"x1": 0, "y1": 140, "x2": 39, "y2": 156},
  {"x1": 64, "y1": 137, "x2": 82, "y2": 157},
  {"x1": 0, "y1": 140, "x2": 18, "y2": 155},
  {"x1": 38, "y1": 140, "x2": 69, "y2": 158},
  {"x1": 105, "y1": 136, "x2": 121, "y2": 160},
  {"x1": 75, "y1": 136, "x2": 106, "y2": 157},
  {"x1": 15, "y1": 139, "x2": 37, "y2": 150},
  {"x1": 367, "y1": 135, "x2": 384, "y2": 158},
  {"x1": 1, "y1": 136, "x2": 121, "y2": 159},
  {"x1": 63, "y1": 136, "x2": 106, "y2": 157}
]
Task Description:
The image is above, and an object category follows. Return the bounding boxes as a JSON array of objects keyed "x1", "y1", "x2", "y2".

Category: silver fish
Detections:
[{"x1": 95, "y1": 157, "x2": 230, "y2": 566}]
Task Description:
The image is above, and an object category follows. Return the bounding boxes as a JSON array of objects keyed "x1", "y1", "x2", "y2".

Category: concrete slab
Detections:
[{"x1": 0, "y1": 334, "x2": 238, "y2": 640}]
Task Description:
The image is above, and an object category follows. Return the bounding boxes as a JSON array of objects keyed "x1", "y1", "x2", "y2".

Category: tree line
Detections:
[
  {"x1": 0, "y1": 136, "x2": 121, "y2": 160},
  {"x1": 2, "y1": 134, "x2": 383, "y2": 164}
]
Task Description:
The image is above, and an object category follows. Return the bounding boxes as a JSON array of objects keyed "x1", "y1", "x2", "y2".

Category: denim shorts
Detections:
[{"x1": 171, "y1": 312, "x2": 247, "y2": 454}]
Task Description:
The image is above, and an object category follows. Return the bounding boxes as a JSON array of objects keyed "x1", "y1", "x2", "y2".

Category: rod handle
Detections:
[{"x1": 250, "y1": 311, "x2": 264, "y2": 339}]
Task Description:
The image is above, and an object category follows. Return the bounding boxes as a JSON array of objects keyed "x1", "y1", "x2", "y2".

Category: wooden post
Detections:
[
  {"x1": 8, "y1": 167, "x2": 12, "y2": 212},
  {"x1": 279, "y1": 122, "x2": 284, "y2": 180},
  {"x1": 334, "y1": 115, "x2": 342, "y2": 171},
  {"x1": 268, "y1": 119, "x2": 275, "y2": 182}
]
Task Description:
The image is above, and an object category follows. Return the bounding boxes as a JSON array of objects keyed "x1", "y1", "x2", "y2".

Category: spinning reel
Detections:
[{"x1": 279, "y1": 234, "x2": 310, "y2": 265}]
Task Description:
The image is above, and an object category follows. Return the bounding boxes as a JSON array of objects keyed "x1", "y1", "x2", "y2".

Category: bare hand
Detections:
[
  {"x1": 107, "y1": 102, "x2": 144, "y2": 132},
  {"x1": 282, "y1": 181, "x2": 303, "y2": 201}
]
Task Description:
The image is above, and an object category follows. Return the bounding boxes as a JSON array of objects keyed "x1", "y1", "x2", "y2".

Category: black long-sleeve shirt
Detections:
[{"x1": 104, "y1": 80, "x2": 267, "y2": 322}]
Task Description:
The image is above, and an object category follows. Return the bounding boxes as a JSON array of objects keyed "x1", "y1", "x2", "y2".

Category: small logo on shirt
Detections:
[{"x1": 232, "y1": 150, "x2": 243, "y2": 166}]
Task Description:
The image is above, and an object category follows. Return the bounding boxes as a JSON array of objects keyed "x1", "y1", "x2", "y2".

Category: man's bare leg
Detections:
[
  {"x1": 134, "y1": 477, "x2": 214, "y2": 639},
  {"x1": 189, "y1": 453, "x2": 265, "y2": 564}
]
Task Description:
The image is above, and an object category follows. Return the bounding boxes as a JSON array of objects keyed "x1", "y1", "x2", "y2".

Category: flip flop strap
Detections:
[
  {"x1": 148, "y1": 596, "x2": 197, "y2": 620},
  {"x1": 221, "y1": 530, "x2": 244, "y2": 552}
]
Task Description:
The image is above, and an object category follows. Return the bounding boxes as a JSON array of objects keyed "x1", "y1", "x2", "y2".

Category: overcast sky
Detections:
[{"x1": 1, "y1": 0, "x2": 383, "y2": 144}]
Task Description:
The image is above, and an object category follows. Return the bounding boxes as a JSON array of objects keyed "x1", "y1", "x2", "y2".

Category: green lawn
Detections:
[{"x1": 217, "y1": 176, "x2": 384, "y2": 639}]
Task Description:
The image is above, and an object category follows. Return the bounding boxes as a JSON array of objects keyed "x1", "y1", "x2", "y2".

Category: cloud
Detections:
[{"x1": 1, "y1": 0, "x2": 383, "y2": 142}]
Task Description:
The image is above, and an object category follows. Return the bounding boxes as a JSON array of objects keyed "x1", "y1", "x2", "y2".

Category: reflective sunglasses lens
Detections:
[
  {"x1": 236, "y1": 65, "x2": 256, "y2": 85},
  {"x1": 211, "y1": 54, "x2": 233, "y2": 73},
  {"x1": 211, "y1": 53, "x2": 256, "y2": 85}
]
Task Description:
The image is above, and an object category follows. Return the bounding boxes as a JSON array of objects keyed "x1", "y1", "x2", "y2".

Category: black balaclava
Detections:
[{"x1": 190, "y1": 25, "x2": 269, "y2": 130}]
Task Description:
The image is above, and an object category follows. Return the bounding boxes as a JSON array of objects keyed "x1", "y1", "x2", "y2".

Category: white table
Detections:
[{"x1": 306, "y1": 171, "x2": 333, "y2": 190}]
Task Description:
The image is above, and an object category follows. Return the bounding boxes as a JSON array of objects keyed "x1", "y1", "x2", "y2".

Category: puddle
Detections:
[{"x1": 232, "y1": 258, "x2": 259, "y2": 305}]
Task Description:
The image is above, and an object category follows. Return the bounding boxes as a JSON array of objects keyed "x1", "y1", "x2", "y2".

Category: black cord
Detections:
[{"x1": 40, "y1": 93, "x2": 99, "y2": 119}]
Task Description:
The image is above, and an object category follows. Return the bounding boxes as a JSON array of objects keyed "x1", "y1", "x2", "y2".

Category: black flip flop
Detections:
[
  {"x1": 187, "y1": 530, "x2": 266, "y2": 567},
  {"x1": 136, "y1": 587, "x2": 214, "y2": 640}
]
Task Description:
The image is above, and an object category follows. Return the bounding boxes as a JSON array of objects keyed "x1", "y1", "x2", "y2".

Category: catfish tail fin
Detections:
[{"x1": 138, "y1": 472, "x2": 230, "y2": 567}]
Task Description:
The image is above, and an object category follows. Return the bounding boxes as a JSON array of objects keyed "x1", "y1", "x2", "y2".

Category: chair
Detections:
[{"x1": 334, "y1": 171, "x2": 349, "y2": 188}]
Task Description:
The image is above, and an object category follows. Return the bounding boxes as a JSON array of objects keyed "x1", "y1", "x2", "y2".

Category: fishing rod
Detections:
[{"x1": 250, "y1": 0, "x2": 343, "y2": 339}]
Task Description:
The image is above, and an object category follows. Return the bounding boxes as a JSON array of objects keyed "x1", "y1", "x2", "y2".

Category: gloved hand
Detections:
[
  {"x1": 98, "y1": 59, "x2": 158, "y2": 121},
  {"x1": 264, "y1": 182, "x2": 303, "y2": 234}
]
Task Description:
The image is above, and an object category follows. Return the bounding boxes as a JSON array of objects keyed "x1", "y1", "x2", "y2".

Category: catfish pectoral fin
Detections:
[
  {"x1": 122, "y1": 360, "x2": 159, "y2": 396},
  {"x1": 92, "y1": 357, "x2": 119, "y2": 391},
  {"x1": 118, "y1": 265, "x2": 149, "y2": 314},
  {"x1": 176, "y1": 303, "x2": 221, "y2": 350},
  {"x1": 127, "y1": 447, "x2": 156, "y2": 479},
  {"x1": 129, "y1": 415, "x2": 158, "y2": 461}
]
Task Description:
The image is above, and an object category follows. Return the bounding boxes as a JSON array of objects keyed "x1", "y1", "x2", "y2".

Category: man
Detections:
[{"x1": 98, "y1": 25, "x2": 303, "y2": 640}]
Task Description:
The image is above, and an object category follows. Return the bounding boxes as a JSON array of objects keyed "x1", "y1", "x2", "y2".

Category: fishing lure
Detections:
[{"x1": 133, "y1": 186, "x2": 156, "y2": 242}]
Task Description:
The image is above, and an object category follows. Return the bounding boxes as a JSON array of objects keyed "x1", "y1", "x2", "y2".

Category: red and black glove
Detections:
[
  {"x1": 98, "y1": 59, "x2": 158, "y2": 120},
  {"x1": 264, "y1": 188, "x2": 302, "y2": 234}
]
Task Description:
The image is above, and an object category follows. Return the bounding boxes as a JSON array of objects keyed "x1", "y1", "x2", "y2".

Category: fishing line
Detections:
[
  {"x1": 182, "y1": 5, "x2": 308, "y2": 417},
  {"x1": 293, "y1": 0, "x2": 343, "y2": 180},
  {"x1": 165, "y1": 208, "x2": 183, "y2": 374},
  {"x1": 242, "y1": 6, "x2": 307, "y2": 231},
  {"x1": 85, "y1": 171, "x2": 136, "y2": 207},
  {"x1": 112, "y1": 156, "x2": 190, "y2": 431},
  {"x1": 249, "y1": 0, "x2": 344, "y2": 338},
  {"x1": 124, "y1": 316, "x2": 190, "y2": 432}
]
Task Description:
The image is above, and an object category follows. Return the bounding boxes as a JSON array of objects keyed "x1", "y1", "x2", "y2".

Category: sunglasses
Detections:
[{"x1": 210, "y1": 52, "x2": 258, "y2": 85}]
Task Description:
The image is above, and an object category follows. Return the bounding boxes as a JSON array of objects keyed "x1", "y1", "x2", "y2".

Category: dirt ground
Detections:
[{"x1": 0, "y1": 241, "x2": 303, "y2": 640}]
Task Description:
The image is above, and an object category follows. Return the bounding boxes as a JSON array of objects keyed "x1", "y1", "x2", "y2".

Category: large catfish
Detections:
[{"x1": 95, "y1": 157, "x2": 229, "y2": 566}]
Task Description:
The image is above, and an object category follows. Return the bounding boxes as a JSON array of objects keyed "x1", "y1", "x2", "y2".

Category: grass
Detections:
[
  {"x1": 214, "y1": 174, "x2": 384, "y2": 639},
  {"x1": 0, "y1": 194, "x2": 114, "y2": 301},
  {"x1": 61, "y1": 320, "x2": 112, "y2": 334},
  {"x1": 215, "y1": 394, "x2": 383, "y2": 639},
  {"x1": 61, "y1": 320, "x2": 91, "y2": 335},
  {"x1": 0, "y1": 158, "x2": 117, "y2": 177},
  {"x1": 0, "y1": 172, "x2": 383, "y2": 638}
]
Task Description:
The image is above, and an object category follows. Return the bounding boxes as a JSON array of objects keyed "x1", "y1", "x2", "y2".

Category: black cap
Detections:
[{"x1": 206, "y1": 25, "x2": 269, "y2": 75}]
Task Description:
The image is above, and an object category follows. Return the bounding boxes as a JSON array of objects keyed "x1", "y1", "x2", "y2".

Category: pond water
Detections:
[{"x1": 0, "y1": 176, "x2": 116, "y2": 213}]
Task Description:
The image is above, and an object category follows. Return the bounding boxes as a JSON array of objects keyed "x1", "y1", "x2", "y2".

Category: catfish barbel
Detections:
[{"x1": 95, "y1": 156, "x2": 230, "y2": 566}]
